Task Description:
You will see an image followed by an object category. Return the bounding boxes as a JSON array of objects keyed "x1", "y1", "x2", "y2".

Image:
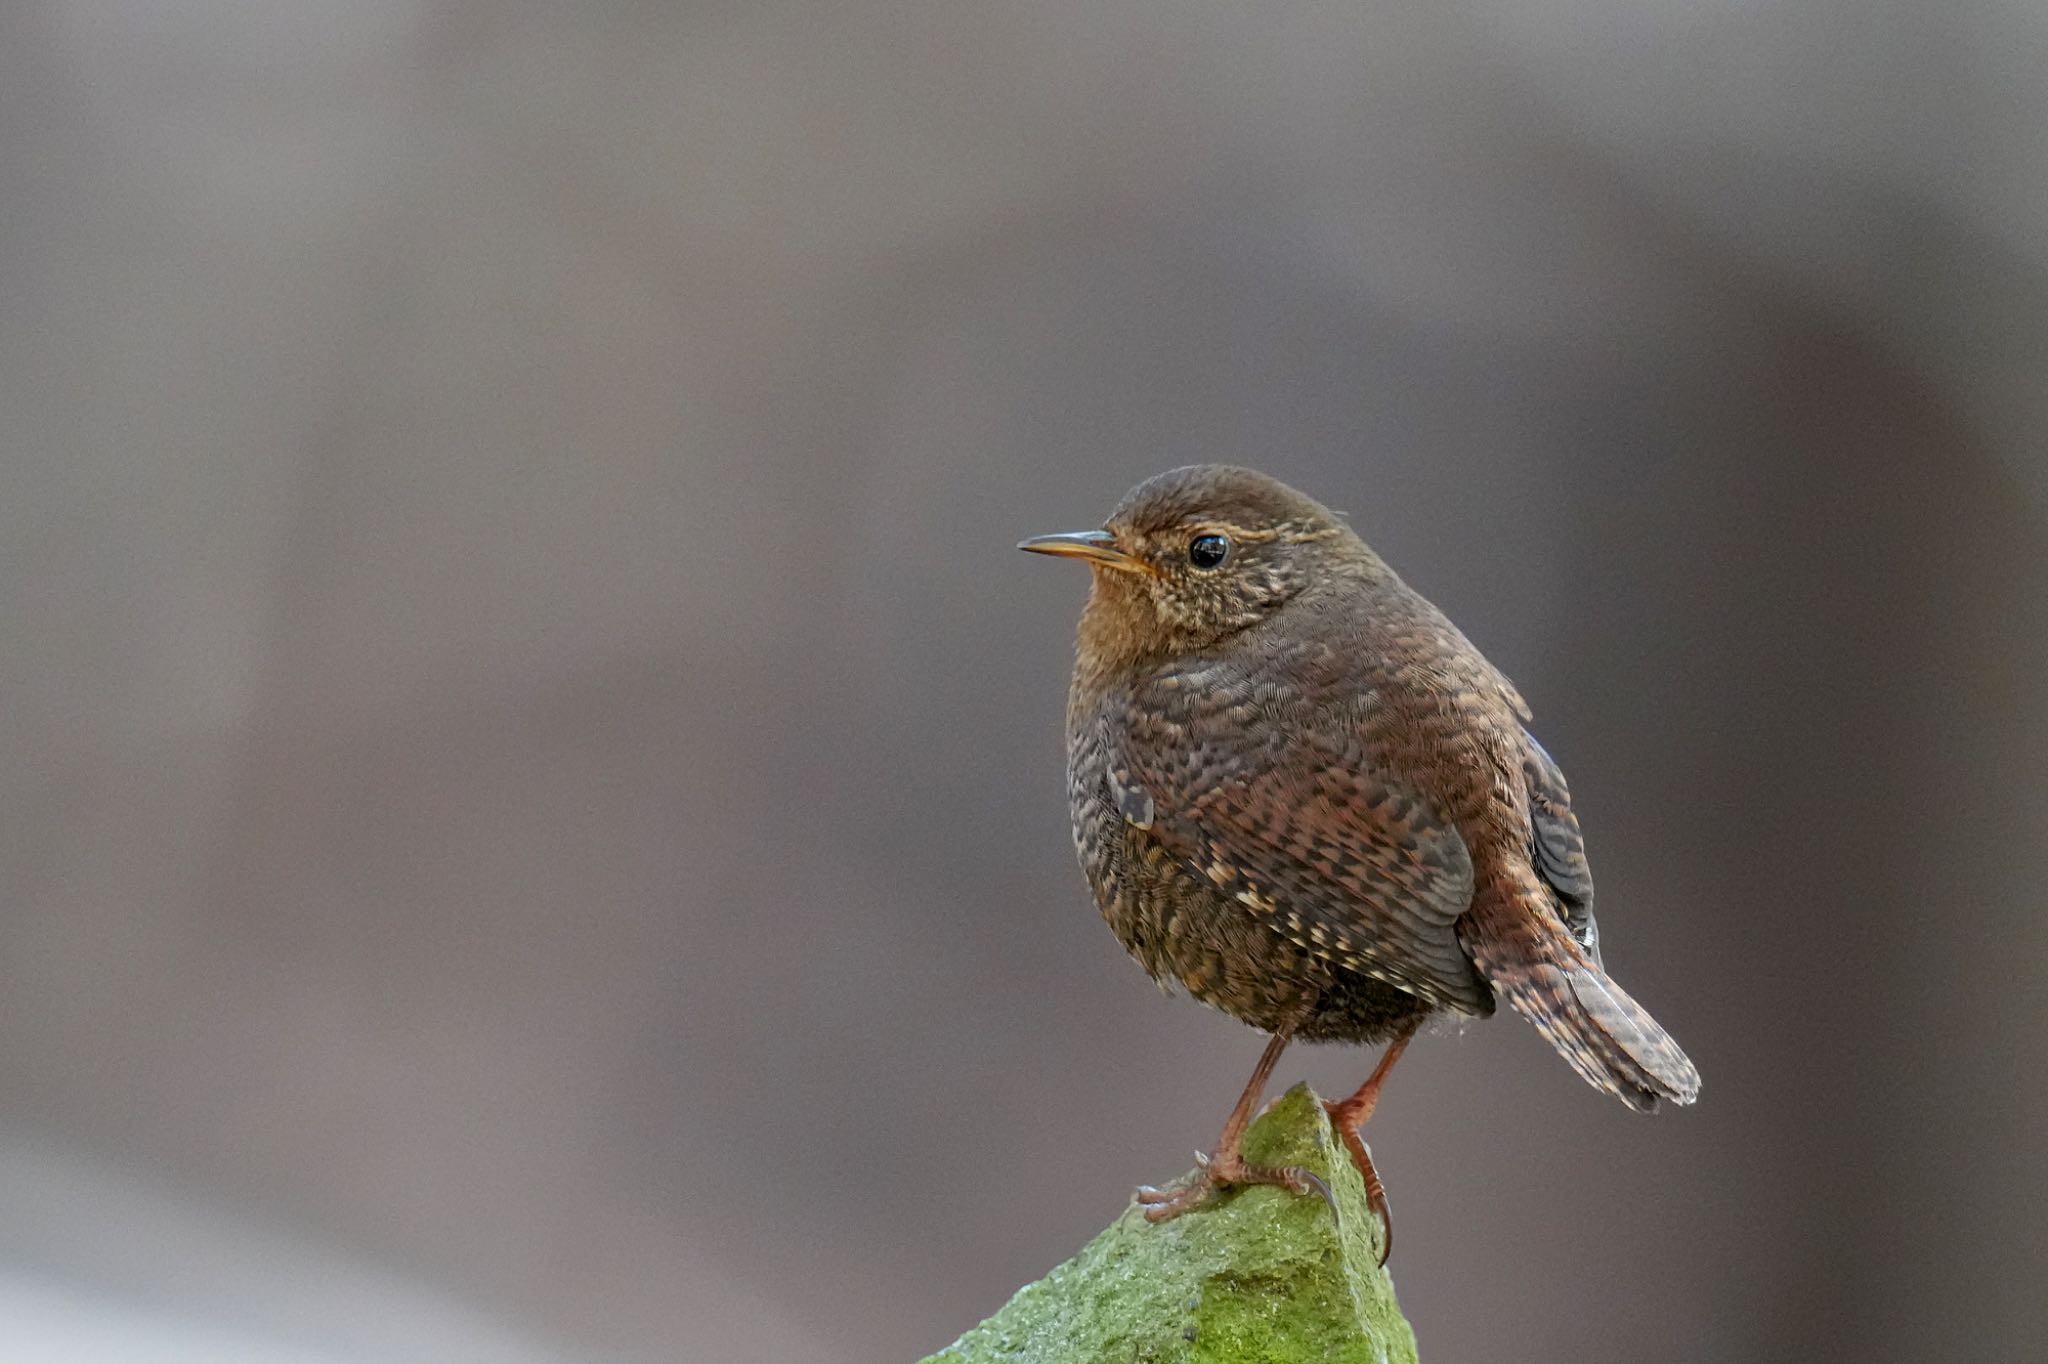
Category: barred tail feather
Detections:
[{"x1": 1464, "y1": 916, "x2": 1700, "y2": 1113}]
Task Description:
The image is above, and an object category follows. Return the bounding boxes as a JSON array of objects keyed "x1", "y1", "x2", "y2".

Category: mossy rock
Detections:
[{"x1": 921, "y1": 1084, "x2": 1418, "y2": 1364}]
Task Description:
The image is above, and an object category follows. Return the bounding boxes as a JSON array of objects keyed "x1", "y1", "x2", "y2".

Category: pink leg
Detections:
[
  {"x1": 1135, "y1": 1031, "x2": 1331, "y2": 1221},
  {"x1": 1324, "y1": 1019, "x2": 1420, "y2": 1265}
]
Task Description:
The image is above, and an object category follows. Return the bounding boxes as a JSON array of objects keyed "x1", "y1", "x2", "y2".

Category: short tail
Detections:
[{"x1": 1461, "y1": 901, "x2": 1700, "y2": 1113}]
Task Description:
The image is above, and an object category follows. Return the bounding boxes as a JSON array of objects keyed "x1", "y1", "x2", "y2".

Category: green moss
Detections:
[{"x1": 920, "y1": 1085, "x2": 1419, "y2": 1364}]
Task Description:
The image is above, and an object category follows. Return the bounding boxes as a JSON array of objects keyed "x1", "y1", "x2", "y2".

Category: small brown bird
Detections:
[{"x1": 1021, "y1": 465, "x2": 1698, "y2": 1260}]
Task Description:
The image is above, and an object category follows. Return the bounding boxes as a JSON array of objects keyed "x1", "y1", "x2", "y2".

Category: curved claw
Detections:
[
  {"x1": 1365, "y1": 1170, "x2": 1393, "y2": 1267},
  {"x1": 1292, "y1": 1166, "x2": 1338, "y2": 1218}
]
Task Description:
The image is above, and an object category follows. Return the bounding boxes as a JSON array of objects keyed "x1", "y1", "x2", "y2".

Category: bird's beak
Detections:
[{"x1": 1016, "y1": 529, "x2": 1146, "y2": 573}]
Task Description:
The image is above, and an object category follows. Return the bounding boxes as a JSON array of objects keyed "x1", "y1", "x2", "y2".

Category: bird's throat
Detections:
[{"x1": 1071, "y1": 575, "x2": 1165, "y2": 695}]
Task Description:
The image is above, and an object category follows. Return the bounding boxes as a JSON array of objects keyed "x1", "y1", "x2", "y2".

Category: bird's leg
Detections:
[
  {"x1": 1135, "y1": 1031, "x2": 1331, "y2": 1222},
  {"x1": 1324, "y1": 1018, "x2": 1419, "y2": 1264}
]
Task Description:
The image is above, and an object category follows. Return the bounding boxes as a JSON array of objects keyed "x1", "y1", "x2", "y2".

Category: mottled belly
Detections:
[{"x1": 1078, "y1": 799, "x2": 1428, "y2": 1044}]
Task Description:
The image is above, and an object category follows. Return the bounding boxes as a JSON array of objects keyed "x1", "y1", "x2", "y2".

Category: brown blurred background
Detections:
[{"x1": 2, "y1": 2, "x2": 2044, "y2": 1361}]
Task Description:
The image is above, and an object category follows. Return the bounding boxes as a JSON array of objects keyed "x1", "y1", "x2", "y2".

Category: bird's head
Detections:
[{"x1": 1020, "y1": 465, "x2": 1375, "y2": 666}]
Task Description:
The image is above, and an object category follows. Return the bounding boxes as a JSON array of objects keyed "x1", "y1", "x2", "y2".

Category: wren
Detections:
[{"x1": 1021, "y1": 465, "x2": 1698, "y2": 1261}]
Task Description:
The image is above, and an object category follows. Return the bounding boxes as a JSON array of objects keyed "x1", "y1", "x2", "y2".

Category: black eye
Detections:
[{"x1": 1187, "y1": 533, "x2": 1230, "y2": 569}]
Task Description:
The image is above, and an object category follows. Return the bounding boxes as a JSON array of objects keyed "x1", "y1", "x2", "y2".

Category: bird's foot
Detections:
[
  {"x1": 1134, "y1": 1148, "x2": 1333, "y2": 1223},
  {"x1": 1324, "y1": 1104, "x2": 1394, "y2": 1265}
]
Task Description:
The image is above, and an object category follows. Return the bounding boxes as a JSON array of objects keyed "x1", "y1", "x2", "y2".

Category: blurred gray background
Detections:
[{"x1": 2, "y1": 2, "x2": 2044, "y2": 1361}]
